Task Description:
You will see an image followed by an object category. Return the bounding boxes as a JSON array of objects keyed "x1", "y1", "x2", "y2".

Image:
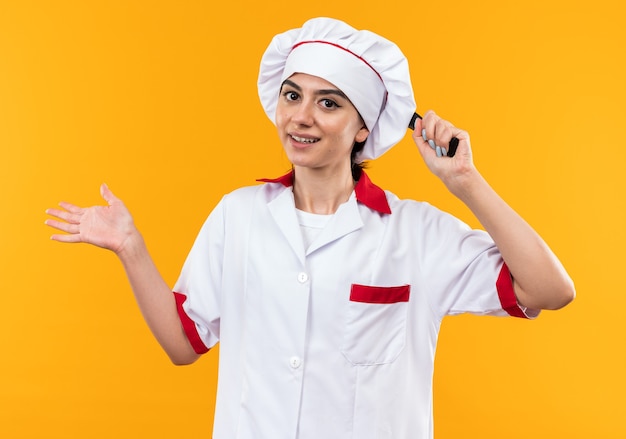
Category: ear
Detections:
[{"x1": 355, "y1": 126, "x2": 370, "y2": 143}]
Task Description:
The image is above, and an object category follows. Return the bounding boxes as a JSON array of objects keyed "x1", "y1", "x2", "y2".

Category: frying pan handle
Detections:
[{"x1": 408, "y1": 112, "x2": 459, "y2": 158}]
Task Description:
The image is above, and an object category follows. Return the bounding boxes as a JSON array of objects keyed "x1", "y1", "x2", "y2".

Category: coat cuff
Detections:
[
  {"x1": 496, "y1": 263, "x2": 540, "y2": 319},
  {"x1": 173, "y1": 292, "x2": 210, "y2": 354}
]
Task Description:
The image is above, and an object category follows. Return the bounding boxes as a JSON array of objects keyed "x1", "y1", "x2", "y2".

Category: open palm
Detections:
[{"x1": 45, "y1": 184, "x2": 137, "y2": 255}]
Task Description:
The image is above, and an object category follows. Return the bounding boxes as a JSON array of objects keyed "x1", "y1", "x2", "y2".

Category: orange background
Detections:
[{"x1": 1, "y1": 1, "x2": 624, "y2": 437}]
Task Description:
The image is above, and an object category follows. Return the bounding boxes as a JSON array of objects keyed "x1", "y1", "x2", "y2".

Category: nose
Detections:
[{"x1": 291, "y1": 101, "x2": 314, "y2": 127}]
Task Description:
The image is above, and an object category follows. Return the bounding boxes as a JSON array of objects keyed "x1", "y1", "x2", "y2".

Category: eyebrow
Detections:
[{"x1": 281, "y1": 79, "x2": 349, "y2": 101}]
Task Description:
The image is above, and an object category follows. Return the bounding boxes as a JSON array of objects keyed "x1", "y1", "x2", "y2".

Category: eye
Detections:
[
  {"x1": 282, "y1": 90, "x2": 300, "y2": 101},
  {"x1": 320, "y1": 98, "x2": 339, "y2": 109}
]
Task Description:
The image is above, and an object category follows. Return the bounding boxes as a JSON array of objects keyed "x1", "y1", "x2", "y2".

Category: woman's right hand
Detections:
[
  {"x1": 46, "y1": 184, "x2": 201, "y2": 365},
  {"x1": 45, "y1": 184, "x2": 138, "y2": 255}
]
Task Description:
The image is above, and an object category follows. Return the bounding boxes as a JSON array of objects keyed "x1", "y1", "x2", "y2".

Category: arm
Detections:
[
  {"x1": 45, "y1": 184, "x2": 200, "y2": 364},
  {"x1": 413, "y1": 112, "x2": 575, "y2": 310}
]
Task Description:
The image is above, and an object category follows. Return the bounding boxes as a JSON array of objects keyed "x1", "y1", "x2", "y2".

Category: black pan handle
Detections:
[{"x1": 408, "y1": 112, "x2": 459, "y2": 157}]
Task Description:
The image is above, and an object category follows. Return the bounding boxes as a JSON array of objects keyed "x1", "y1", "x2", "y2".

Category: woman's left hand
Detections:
[
  {"x1": 413, "y1": 111, "x2": 575, "y2": 310},
  {"x1": 412, "y1": 110, "x2": 477, "y2": 195}
]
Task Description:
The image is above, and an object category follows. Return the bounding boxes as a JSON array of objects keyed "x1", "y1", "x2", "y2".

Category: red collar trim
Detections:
[{"x1": 257, "y1": 170, "x2": 391, "y2": 215}]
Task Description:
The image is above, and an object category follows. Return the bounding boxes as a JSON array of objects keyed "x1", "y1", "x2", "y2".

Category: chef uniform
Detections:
[{"x1": 173, "y1": 17, "x2": 537, "y2": 439}]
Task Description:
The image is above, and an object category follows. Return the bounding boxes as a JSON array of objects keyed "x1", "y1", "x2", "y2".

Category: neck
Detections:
[{"x1": 292, "y1": 165, "x2": 355, "y2": 215}]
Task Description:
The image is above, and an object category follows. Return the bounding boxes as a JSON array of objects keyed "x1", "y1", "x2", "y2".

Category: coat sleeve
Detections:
[
  {"x1": 172, "y1": 198, "x2": 226, "y2": 354},
  {"x1": 409, "y1": 201, "x2": 539, "y2": 320}
]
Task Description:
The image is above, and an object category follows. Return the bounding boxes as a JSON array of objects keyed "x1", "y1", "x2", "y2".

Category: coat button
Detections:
[
  {"x1": 290, "y1": 356, "x2": 302, "y2": 369},
  {"x1": 297, "y1": 272, "x2": 309, "y2": 283}
]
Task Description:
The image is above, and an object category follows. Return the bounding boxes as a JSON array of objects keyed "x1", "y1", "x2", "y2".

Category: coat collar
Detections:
[{"x1": 257, "y1": 170, "x2": 391, "y2": 215}]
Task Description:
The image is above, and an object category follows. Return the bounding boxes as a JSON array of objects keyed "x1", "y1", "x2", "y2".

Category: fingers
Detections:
[
  {"x1": 45, "y1": 202, "x2": 83, "y2": 241},
  {"x1": 412, "y1": 114, "x2": 449, "y2": 158},
  {"x1": 45, "y1": 218, "x2": 80, "y2": 235},
  {"x1": 45, "y1": 206, "x2": 82, "y2": 224},
  {"x1": 422, "y1": 111, "x2": 455, "y2": 155},
  {"x1": 413, "y1": 110, "x2": 470, "y2": 158},
  {"x1": 100, "y1": 183, "x2": 120, "y2": 206},
  {"x1": 411, "y1": 118, "x2": 431, "y2": 156},
  {"x1": 57, "y1": 201, "x2": 83, "y2": 215},
  {"x1": 49, "y1": 232, "x2": 82, "y2": 243}
]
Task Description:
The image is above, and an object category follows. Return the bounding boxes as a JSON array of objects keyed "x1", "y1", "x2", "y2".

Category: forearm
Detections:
[
  {"x1": 449, "y1": 170, "x2": 575, "y2": 310},
  {"x1": 117, "y1": 233, "x2": 200, "y2": 365}
]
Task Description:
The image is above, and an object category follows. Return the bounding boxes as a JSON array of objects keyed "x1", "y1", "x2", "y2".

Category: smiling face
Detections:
[{"x1": 275, "y1": 73, "x2": 369, "y2": 176}]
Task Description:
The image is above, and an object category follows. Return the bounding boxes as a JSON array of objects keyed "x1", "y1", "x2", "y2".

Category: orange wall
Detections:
[{"x1": 1, "y1": 1, "x2": 624, "y2": 437}]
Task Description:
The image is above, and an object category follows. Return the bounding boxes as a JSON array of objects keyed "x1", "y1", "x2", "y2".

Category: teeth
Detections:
[{"x1": 291, "y1": 135, "x2": 319, "y2": 144}]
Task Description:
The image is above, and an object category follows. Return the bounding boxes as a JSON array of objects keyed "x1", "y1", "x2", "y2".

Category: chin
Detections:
[{"x1": 284, "y1": 150, "x2": 315, "y2": 168}]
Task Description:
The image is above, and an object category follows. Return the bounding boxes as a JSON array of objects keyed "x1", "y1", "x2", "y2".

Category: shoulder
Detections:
[
  {"x1": 201, "y1": 181, "x2": 290, "y2": 231},
  {"x1": 383, "y1": 189, "x2": 437, "y2": 218},
  {"x1": 383, "y1": 189, "x2": 472, "y2": 233},
  {"x1": 213, "y1": 180, "x2": 292, "y2": 221},
  {"x1": 222, "y1": 180, "x2": 290, "y2": 205}
]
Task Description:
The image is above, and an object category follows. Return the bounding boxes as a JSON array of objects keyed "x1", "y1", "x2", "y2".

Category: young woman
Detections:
[{"x1": 46, "y1": 17, "x2": 574, "y2": 439}]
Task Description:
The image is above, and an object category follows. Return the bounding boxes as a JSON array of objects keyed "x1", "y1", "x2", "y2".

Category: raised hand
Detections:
[
  {"x1": 411, "y1": 110, "x2": 477, "y2": 196},
  {"x1": 45, "y1": 184, "x2": 138, "y2": 255}
]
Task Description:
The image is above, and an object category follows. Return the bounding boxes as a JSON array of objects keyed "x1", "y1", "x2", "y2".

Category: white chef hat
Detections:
[{"x1": 258, "y1": 17, "x2": 416, "y2": 161}]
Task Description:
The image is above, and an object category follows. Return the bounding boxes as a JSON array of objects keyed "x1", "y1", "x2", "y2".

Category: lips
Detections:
[{"x1": 289, "y1": 134, "x2": 320, "y2": 144}]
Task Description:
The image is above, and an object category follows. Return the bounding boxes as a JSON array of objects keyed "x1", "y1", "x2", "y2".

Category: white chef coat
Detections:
[{"x1": 173, "y1": 171, "x2": 536, "y2": 439}]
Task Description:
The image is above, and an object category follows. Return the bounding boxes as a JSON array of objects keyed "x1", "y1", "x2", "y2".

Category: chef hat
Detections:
[{"x1": 258, "y1": 17, "x2": 416, "y2": 161}]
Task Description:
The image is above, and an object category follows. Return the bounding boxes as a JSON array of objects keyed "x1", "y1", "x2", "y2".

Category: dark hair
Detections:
[{"x1": 351, "y1": 140, "x2": 367, "y2": 180}]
